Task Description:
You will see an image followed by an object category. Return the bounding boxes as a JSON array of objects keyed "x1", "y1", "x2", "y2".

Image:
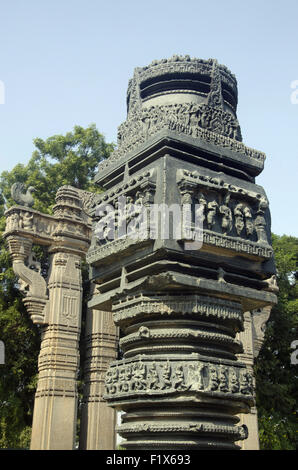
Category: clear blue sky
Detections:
[{"x1": 0, "y1": 0, "x2": 297, "y2": 236}]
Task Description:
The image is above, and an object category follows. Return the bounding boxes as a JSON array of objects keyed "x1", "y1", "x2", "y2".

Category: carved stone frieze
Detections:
[
  {"x1": 104, "y1": 357, "x2": 254, "y2": 403},
  {"x1": 118, "y1": 421, "x2": 248, "y2": 442},
  {"x1": 176, "y1": 168, "x2": 273, "y2": 252},
  {"x1": 85, "y1": 169, "x2": 157, "y2": 259},
  {"x1": 117, "y1": 102, "x2": 242, "y2": 153},
  {"x1": 119, "y1": 325, "x2": 243, "y2": 356},
  {"x1": 112, "y1": 294, "x2": 243, "y2": 329}
]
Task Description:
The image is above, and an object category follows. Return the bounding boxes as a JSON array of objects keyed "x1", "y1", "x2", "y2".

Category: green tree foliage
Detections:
[
  {"x1": 0, "y1": 125, "x2": 114, "y2": 448},
  {"x1": 255, "y1": 234, "x2": 298, "y2": 450}
]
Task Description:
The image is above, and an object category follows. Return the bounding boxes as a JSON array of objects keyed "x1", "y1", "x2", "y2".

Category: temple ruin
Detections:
[{"x1": 3, "y1": 56, "x2": 278, "y2": 450}]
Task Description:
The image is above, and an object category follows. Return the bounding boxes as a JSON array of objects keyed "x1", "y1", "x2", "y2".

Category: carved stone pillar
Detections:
[
  {"x1": 4, "y1": 186, "x2": 90, "y2": 449},
  {"x1": 87, "y1": 56, "x2": 277, "y2": 449},
  {"x1": 79, "y1": 285, "x2": 118, "y2": 450}
]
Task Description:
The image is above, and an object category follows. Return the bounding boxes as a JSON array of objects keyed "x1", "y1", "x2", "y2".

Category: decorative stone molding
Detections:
[
  {"x1": 104, "y1": 357, "x2": 254, "y2": 402},
  {"x1": 112, "y1": 293, "x2": 243, "y2": 329}
]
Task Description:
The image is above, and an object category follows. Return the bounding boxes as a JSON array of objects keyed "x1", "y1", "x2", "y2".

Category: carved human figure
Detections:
[
  {"x1": 132, "y1": 362, "x2": 147, "y2": 391},
  {"x1": 109, "y1": 368, "x2": 119, "y2": 394},
  {"x1": 9, "y1": 212, "x2": 21, "y2": 231},
  {"x1": 200, "y1": 109, "x2": 212, "y2": 129},
  {"x1": 161, "y1": 362, "x2": 172, "y2": 390},
  {"x1": 105, "y1": 369, "x2": 114, "y2": 395},
  {"x1": 225, "y1": 114, "x2": 239, "y2": 140},
  {"x1": 141, "y1": 114, "x2": 151, "y2": 138},
  {"x1": 255, "y1": 196, "x2": 268, "y2": 244},
  {"x1": 119, "y1": 367, "x2": 127, "y2": 393},
  {"x1": 95, "y1": 205, "x2": 116, "y2": 243},
  {"x1": 122, "y1": 365, "x2": 132, "y2": 393},
  {"x1": 209, "y1": 111, "x2": 224, "y2": 134},
  {"x1": 243, "y1": 205, "x2": 254, "y2": 237},
  {"x1": 234, "y1": 203, "x2": 245, "y2": 236},
  {"x1": 189, "y1": 104, "x2": 199, "y2": 128},
  {"x1": 173, "y1": 364, "x2": 188, "y2": 391},
  {"x1": 229, "y1": 367, "x2": 239, "y2": 393},
  {"x1": 239, "y1": 370, "x2": 252, "y2": 395},
  {"x1": 208, "y1": 364, "x2": 219, "y2": 391},
  {"x1": 219, "y1": 365, "x2": 229, "y2": 392},
  {"x1": 147, "y1": 363, "x2": 160, "y2": 390},
  {"x1": 219, "y1": 194, "x2": 233, "y2": 235},
  {"x1": 196, "y1": 363, "x2": 205, "y2": 390},
  {"x1": 195, "y1": 192, "x2": 207, "y2": 226},
  {"x1": 129, "y1": 191, "x2": 147, "y2": 236},
  {"x1": 207, "y1": 200, "x2": 218, "y2": 230}
]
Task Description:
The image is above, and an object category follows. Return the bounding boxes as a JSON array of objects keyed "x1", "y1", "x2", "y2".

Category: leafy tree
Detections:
[
  {"x1": 255, "y1": 234, "x2": 298, "y2": 450},
  {"x1": 0, "y1": 124, "x2": 113, "y2": 448}
]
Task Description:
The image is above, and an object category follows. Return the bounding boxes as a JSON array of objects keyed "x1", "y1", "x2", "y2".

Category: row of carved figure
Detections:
[
  {"x1": 181, "y1": 190, "x2": 269, "y2": 243},
  {"x1": 93, "y1": 190, "x2": 151, "y2": 244},
  {"x1": 105, "y1": 360, "x2": 253, "y2": 398},
  {"x1": 117, "y1": 102, "x2": 241, "y2": 151},
  {"x1": 92, "y1": 190, "x2": 268, "y2": 246}
]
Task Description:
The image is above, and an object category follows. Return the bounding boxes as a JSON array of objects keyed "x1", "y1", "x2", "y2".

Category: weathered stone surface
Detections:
[
  {"x1": 79, "y1": 284, "x2": 119, "y2": 450},
  {"x1": 87, "y1": 56, "x2": 277, "y2": 450}
]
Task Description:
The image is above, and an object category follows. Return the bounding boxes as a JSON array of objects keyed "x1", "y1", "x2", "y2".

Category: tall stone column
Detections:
[
  {"x1": 4, "y1": 186, "x2": 90, "y2": 449},
  {"x1": 87, "y1": 56, "x2": 277, "y2": 450},
  {"x1": 79, "y1": 285, "x2": 118, "y2": 450},
  {"x1": 30, "y1": 251, "x2": 83, "y2": 449}
]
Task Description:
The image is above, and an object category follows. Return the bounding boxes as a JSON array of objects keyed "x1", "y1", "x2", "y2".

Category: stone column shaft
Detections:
[
  {"x1": 4, "y1": 186, "x2": 91, "y2": 450},
  {"x1": 79, "y1": 306, "x2": 118, "y2": 449},
  {"x1": 30, "y1": 251, "x2": 83, "y2": 449}
]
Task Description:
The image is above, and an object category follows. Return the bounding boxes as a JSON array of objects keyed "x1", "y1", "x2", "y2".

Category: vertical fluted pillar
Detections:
[
  {"x1": 30, "y1": 252, "x2": 83, "y2": 449},
  {"x1": 80, "y1": 295, "x2": 118, "y2": 449}
]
